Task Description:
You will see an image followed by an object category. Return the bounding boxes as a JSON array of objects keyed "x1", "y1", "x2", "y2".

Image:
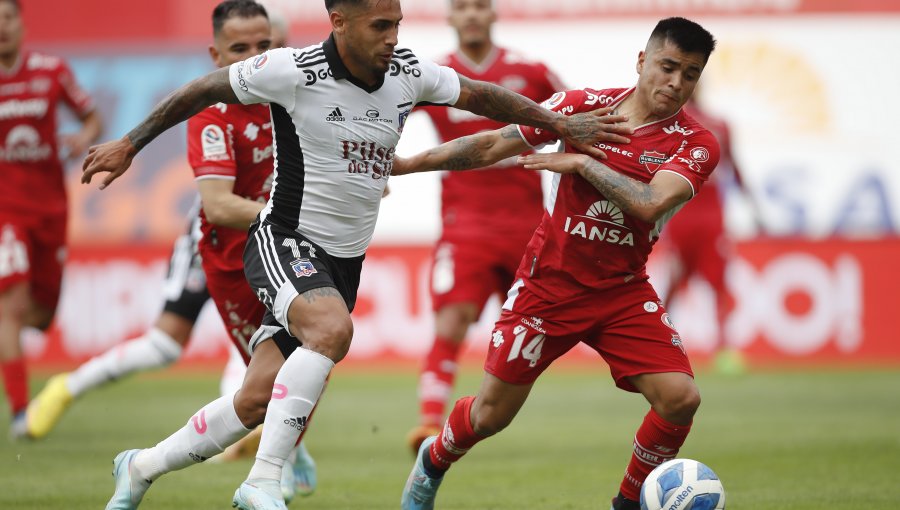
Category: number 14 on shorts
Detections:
[{"x1": 508, "y1": 325, "x2": 544, "y2": 367}]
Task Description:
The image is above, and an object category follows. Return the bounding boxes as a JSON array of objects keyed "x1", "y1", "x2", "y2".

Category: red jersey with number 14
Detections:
[
  {"x1": 187, "y1": 102, "x2": 274, "y2": 273},
  {"x1": 420, "y1": 48, "x2": 563, "y2": 238},
  {"x1": 513, "y1": 87, "x2": 720, "y2": 303},
  {"x1": 0, "y1": 51, "x2": 94, "y2": 216}
]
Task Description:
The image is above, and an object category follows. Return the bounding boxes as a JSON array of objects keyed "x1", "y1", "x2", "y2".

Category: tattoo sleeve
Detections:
[
  {"x1": 301, "y1": 287, "x2": 343, "y2": 305},
  {"x1": 457, "y1": 76, "x2": 558, "y2": 133},
  {"x1": 580, "y1": 160, "x2": 656, "y2": 217},
  {"x1": 419, "y1": 125, "x2": 524, "y2": 171},
  {"x1": 127, "y1": 67, "x2": 239, "y2": 151}
]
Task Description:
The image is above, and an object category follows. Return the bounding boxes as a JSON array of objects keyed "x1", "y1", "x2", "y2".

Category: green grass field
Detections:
[{"x1": 2, "y1": 366, "x2": 899, "y2": 509}]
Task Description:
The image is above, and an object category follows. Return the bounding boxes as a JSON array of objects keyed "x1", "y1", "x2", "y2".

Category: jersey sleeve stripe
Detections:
[
  {"x1": 296, "y1": 58, "x2": 328, "y2": 69},
  {"x1": 655, "y1": 169, "x2": 696, "y2": 197}
]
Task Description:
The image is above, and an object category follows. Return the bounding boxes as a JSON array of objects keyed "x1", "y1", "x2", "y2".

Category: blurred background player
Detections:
[
  {"x1": 657, "y1": 92, "x2": 761, "y2": 375},
  {"x1": 27, "y1": 0, "x2": 316, "y2": 502},
  {"x1": 26, "y1": 207, "x2": 212, "y2": 440},
  {"x1": 0, "y1": 0, "x2": 102, "y2": 438},
  {"x1": 407, "y1": 0, "x2": 564, "y2": 453}
]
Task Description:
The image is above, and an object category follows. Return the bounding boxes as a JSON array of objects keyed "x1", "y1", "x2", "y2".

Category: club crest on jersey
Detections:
[
  {"x1": 639, "y1": 150, "x2": 667, "y2": 173},
  {"x1": 398, "y1": 108, "x2": 411, "y2": 134},
  {"x1": 290, "y1": 258, "x2": 317, "y2": 278}
]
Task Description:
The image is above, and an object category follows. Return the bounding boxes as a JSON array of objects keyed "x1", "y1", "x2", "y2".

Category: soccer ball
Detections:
[{"x1": 640, "y1": 458, "x2": 725, "y2": 510}]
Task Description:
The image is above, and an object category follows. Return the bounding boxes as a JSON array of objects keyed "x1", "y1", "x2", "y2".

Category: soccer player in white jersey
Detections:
[
  {"x1": 81, "y1": 1, "x2": 631, "y2": 508},
  {"x1": 394, "y1": 17, "x2": 719, "y2": 510}
]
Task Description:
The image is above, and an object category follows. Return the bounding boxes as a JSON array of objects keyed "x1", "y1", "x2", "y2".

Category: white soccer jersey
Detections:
[{"x1": 229, "y1": 35, "x2": 461, "y2": 257}]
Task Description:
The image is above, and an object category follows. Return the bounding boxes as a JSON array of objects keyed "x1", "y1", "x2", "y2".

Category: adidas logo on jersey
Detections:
[
  {"x1": 326, "y1": 107, "x2": 345, "y2": 122},
  {"x1": 284, "y1": 416, "x2": 308, "y2": 432}
]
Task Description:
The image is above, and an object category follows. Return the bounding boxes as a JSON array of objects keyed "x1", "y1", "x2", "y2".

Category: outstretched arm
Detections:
[
  {"x1": 518, "y1": 152, "x2": 693, "y2": 223},
  {"x1": 393, "y1": 125, "x2": 529, "y2": 176},
  {"x1": 454, "y1": 75, "x2": 632, "y2": 158},
  {"x1": 82, "y1": 67, "x2": 238, "y2": 189}
]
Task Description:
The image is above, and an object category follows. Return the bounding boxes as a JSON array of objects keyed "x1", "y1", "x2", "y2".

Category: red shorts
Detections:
[
  {"x1": 204, "y1": 266, "x2": 264, "y2": 366},
  {"x1": 0, "y1": 213, "x2": 67, "y2": 309},
  {"x1": 430, "y1": 230, "x2": 533, "y2": 312},
  {"x1": 484, "y1": 280, "x2": 693, "y2": 392}
]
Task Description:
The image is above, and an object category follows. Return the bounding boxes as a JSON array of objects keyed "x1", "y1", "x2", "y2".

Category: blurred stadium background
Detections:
[
  {"x1": 3, "y1": 1, "x2": 900, "y2": 509},
  {"x1": 17, "y1": 0, "x2": 900, "y2": 369}
]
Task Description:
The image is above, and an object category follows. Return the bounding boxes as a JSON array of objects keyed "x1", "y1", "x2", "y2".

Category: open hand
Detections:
[
  {"x1": 518, "y1": 152, "x2": 590, "y2": 175},
  {"x1": 557, "y1": 106, "x2": 632, "y2": 159},
  {"x1": 81, "y1": 137, "x2": 138, "y2": 190}
]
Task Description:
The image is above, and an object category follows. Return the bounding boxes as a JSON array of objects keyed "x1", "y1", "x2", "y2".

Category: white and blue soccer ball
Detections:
[{"x1": 640, "y1": 458, "x2": 725, "y2": 510}]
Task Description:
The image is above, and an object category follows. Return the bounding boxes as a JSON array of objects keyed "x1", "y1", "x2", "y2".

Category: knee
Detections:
[
  {"x1": 233, "y1": 387, "x2": 270, "y2": 428},
  {"x1": 656, "y1": 384, "x2": 701, "y2": 424},
  {"x1": 435, "y1": 304, "x2": 478, "y2": 342},
  {"x1": 301, "y1": 316, "x2": 354, "y2": 363}
]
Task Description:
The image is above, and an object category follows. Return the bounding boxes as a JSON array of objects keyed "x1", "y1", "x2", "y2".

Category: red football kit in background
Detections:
[
  {"x1": 485, "y1": 87, "x2": 720, "y2": 391},
  {"x1": 187, "y1": 102, "x2": 274, "y2": 362},
  {"x1": 0, "y1": 51, "x2": 94, "y2": 307},
  {"x1": 661, "y1": 104, "x2": 737, "y2": 292},
  {"x1": 420, "y1": 48, "x2": 562, "y2": 311}
]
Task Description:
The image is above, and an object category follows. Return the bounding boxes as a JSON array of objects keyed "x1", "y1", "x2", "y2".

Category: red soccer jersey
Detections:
[
  {"x1": 187, "y1": 102, "x2": 274, "y2": 273},
  {"x1": 0, "y1": 51, "x2": 94, "y2": 216},
  {"x1": 420, "y1": 47, "x2": 563, "y2": 238},
  {"x1": 515, "y1": 87, "x2": 720, "y2": 301}
]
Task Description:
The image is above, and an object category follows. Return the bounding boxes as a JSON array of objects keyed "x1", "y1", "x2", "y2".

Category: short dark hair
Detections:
[
  {"x1": 649, "y1": 17, "x2": 716, "y2": 61},
  {"x1": 325, "y1": 0, "x2": 367, "y2": 12},
  {"x1": 213, "y1": 0, "x2": 268, "y2": 36}
]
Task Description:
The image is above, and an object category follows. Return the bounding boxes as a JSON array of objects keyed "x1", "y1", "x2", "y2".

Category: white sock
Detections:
[
  {"x1": 247, "y1": 348, "x2": 333, "y2": 481},
  {"x1": 132, "y1": 392, "x2": 251, "y2": 481},
  {"x1": 219, "y1": 345, "x2": 248, "y2": 397},
  {"x1": 66, "y1": 328, "x2": 182, "y2": 397}
]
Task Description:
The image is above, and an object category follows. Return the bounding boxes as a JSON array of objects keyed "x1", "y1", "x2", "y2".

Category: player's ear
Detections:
[
  {"x1": 330, "y1": 10, "x2": 346, "y2": 34},
  {"x1": 208, "y1": 45, "x2": 221, "y2": 67},
  {"x1": 636, "y1": 50, "x2": 645, "y2": 74}
]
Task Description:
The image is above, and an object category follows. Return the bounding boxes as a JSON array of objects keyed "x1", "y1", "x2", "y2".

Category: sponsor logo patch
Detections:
[
  {"x1": 644, "y1": 301, "x2": 659, "y2": 313},
  {"x1": 200, "y1": 124, "x2": 228, "y2": 159},
  {"x1": 690, "y1": 146, "x2": 709, "y2": 162},
  {"x1": 542, "y1": 92, "x2": 566, "y2": 110}
]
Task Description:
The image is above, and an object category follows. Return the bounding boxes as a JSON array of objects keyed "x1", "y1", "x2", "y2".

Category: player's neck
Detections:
[
  {"x1": 458, "y1": 41, "x2": 494, "y2": 65},
  {"x1": 615, "y1": 94, "x2": 665, "y2": 128}
]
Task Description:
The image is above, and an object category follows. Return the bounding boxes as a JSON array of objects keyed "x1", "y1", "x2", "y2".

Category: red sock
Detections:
[
  {"x1": 1, "y1": 357, "x2": 29, "y2": 415},
  {"x1": 428, "y1": 396, "x2": 484, "y2": 470},
  {"x1": 620, "y1": 409, "x2": 692, "y2": 501},
  {"x1": 418, "y1": 336, "x2": 463, "y2": 426}
]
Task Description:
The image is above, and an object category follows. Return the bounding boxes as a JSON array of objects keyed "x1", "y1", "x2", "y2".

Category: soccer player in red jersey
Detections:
[
  {"x1": 659, "y1": 95, "x2": 759, "y2": 374},
  {"x1": 0, "y1": 0, "x2": 102, "y2": 438},
  {"x1": 398, "y1": 17, "x2": 719, "y2": 510},
  {"x1": 408, "y1": 0, "x2": 565, "y2": 453}
]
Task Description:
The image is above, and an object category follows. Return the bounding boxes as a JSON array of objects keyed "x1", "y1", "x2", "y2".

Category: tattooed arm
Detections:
[
  {"x1": 454, "y1": 75, "x2": 631, "y2": 157},
  {"x1": 518, "y1": 152, "x2": 693, "y2": 223},
  {"x1": 82, "y1": 67, "x2": 238, "y2": 189},
  {"x1": 392, "y1": 125, "x2": 529, "y2": 176}
]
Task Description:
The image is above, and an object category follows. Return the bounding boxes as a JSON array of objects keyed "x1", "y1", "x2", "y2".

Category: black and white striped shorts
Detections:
[
  {"x1": 161, "y1": 215, "x2": 210, "y2": 321},
  {"x1": 243, "y1": 219, "x2": 364, "y2": 353}
]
